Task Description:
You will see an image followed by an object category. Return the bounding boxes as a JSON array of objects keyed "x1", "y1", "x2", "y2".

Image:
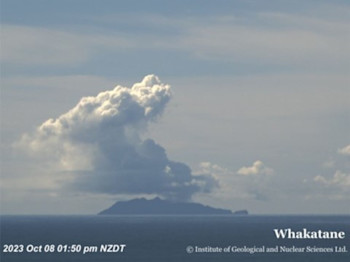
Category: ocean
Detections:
[{"x1": 1, "y1": 215, "x2": 349, "y2": 262}]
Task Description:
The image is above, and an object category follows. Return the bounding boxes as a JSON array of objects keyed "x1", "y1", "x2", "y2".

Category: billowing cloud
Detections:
[
  {"x1": 237, "y1": 160, "x2": 274, "y2": 176},
  {"x1": 17, "y1": 75, "x2": 216, "y2": 201},
  {"x1": 338, "y1": 144, "x2": 350, "y2": 156}
]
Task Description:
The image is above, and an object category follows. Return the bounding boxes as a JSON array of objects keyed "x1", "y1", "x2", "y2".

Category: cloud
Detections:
[
  {"x1": 17, "y1": 75, "x2": 216, "y2": 201},
  {"x1": 338, "y1": 144, "x2": 350, "y2": 156},
  {"x1": 3, "y1": 5, "x2": 349, "y2": 70},
  {"x1": 237, "y1": 160, "x2": 274, "y2": 176},
  {"x1": 1, "y1": 25, "x2": 132, "y2": 66},
  {"x1": 322, "y1": 158, "x2": 336, "y2": 168},
  {"x1": 195, "y1": 161, "x2": 274, "y2": 202},
  {"x1": 156, "y1": 10, "x2": 350, "y2": 69},
  {"x1": 311, "y1": 145, "x2": 350, "y2": 200},
  {"x1": 314, "y1": 170, "x2": 350, "y2": 190}
]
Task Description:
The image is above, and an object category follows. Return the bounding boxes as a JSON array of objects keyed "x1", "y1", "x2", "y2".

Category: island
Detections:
[{"x1": 99, "y1": 197, "x2": 248, "y2": 215}]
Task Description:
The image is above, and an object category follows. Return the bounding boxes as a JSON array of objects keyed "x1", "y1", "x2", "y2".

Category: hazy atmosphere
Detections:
[{"x1": 1, "y1": 0, "x2": 349, "y2": 214}]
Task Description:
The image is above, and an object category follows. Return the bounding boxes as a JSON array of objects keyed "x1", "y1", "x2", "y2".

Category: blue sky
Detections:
[{"x1": 1, "y1": 0, "x2": 349, "y2": 214}]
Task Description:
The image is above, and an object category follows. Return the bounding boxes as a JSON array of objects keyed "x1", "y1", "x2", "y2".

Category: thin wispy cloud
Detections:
[
  {"x1": 3, "y1": 8, "x2": 349, "y2": 70},
  {"x1": 1, "y1": 25, "x2": 132, "y2": 66}
]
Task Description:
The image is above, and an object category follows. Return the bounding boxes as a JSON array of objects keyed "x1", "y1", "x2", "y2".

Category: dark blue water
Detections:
[{"x1": 1, "y1": 215, "x2": 349, "y2": 261}]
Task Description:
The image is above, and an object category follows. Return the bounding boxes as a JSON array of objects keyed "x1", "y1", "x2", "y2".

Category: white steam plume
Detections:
[{"x1": 18, "y1": 75, "x2": 217, "y2": 201}]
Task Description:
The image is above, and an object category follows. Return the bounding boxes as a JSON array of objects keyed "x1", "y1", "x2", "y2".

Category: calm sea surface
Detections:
[{"x1": 1, "y1": 215, "x2": 349, "y2": 262}]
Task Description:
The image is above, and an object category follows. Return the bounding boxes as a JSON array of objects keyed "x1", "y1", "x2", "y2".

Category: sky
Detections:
[{"x1": 1, "y1": 0, "x2": 349, "y2": 214}]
